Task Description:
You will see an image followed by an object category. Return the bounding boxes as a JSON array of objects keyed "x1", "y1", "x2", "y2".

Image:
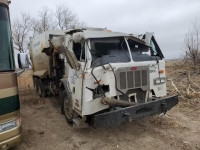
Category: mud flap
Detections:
[{"x1": 93, "y1": 95, "x2": 178, "y2": 128}]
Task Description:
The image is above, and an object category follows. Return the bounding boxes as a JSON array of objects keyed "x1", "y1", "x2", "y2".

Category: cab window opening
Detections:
[
  {"x1": 127, "y1": 38, "x2": 161, "y2": 62},
  {"x1": 89, "y1": 37, "x2": 131, "y2": 67},
  {"x1": 80, "y1": 43, "x2": 85, "y2": 62}
]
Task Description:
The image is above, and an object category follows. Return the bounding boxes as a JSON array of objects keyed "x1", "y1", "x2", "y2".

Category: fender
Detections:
[{"x1": 60, "y1": 78, "x2": 71, "y2": 95}]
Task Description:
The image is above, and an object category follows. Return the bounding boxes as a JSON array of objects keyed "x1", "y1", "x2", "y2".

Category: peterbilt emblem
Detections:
[{"x1": 130, "y1": 67, "x2": 137, "y2": 71}]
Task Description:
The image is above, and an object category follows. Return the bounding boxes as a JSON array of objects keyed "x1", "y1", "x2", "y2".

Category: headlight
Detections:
[
  {"x1": 0, "y1": 117, "x2": 21, "y2": 133},
  {"x1": 154, "y1": 77, "x2": 165, "y2": 85}
]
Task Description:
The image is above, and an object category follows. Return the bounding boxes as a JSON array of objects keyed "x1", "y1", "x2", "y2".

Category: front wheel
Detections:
[
  {"x1": 38, "y1": 79, "x2": 47, "y2": 98},
  {"x1": 34, "y1": 77, "x2": 38, "y2": 92},
  {"x1": 61, "y1": 91, "x2": 73, "y2": 123}
]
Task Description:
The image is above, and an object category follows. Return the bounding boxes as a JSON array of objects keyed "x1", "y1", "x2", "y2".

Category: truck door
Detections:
[{"x1": 66, "y1": 40, "x2": 85, "y2": 112}]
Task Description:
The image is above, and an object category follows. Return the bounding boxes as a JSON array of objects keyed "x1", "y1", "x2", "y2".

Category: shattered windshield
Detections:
[
  {"x1": 0, "y1": 5, "x2": 15, "y2": 71},
  {"x1": 90, "y1": 37, "x2": 131, "y2": 67},
  {"x1": 127, "y1": 38, "x2": 161, "y2": 62}
]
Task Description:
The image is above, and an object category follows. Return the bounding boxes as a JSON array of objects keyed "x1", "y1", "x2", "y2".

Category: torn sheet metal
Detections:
[
  {"x1": 143, "y1": 32, "x2": 154, "y2": 44},
  {"x1": 73, "y1": 32, "x2": 85, "y2": 43}
]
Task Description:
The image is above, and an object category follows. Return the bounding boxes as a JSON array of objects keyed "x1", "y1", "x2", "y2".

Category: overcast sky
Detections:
[{"x1": 10, "y1": 0, "x2": 200, "y2": 59}]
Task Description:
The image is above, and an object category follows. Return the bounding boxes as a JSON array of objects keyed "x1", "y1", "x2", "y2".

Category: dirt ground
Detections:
[{"x1": 12, "y1": 61, "x2": 200, "y2": 150}]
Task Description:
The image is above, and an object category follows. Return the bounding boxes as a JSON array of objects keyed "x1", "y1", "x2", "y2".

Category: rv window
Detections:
[{"x1": 0, "y1": 5, "x2": 15, "y2": 71}]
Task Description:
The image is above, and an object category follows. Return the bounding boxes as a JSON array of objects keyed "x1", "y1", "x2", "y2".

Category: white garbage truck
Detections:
[{"x1": 30, "y1": 28, "x2": 178, "y2": 128}]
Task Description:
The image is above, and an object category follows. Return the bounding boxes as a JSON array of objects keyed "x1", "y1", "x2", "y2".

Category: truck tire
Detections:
[
  {"x1": 38, "y1": 79, "x2": 47, "y2": 98},
  {"x1": 61, "y1": 91, "x2": 73, "y2": 123},
  {"x1": 34, "y1": 77, "x2": 38, "y2": 92}
]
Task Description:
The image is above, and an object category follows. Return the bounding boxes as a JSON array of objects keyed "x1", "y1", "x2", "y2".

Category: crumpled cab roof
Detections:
[{"x1": 68, "y1": 28, "x2": 148, "y2": 46}]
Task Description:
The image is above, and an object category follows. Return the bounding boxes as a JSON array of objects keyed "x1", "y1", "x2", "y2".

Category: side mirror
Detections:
[
  {"x1": 58, "y1": 46, "x2": 80, "y2": 70},
  {"x1": 18, "y1": 53, "x2": 29, "y2": 69}
]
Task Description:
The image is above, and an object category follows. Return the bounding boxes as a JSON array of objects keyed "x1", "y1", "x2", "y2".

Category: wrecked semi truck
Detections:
[{"x1": 30, "y1": 28, "x2": 178, "y2": 128}]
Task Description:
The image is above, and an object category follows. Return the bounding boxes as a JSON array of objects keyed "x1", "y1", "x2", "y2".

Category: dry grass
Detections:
[{"x1": 166, "y1": 60, "x2": 200, "y2": 110}]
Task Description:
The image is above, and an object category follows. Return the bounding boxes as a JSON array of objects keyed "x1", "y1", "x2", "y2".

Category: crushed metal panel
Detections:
[
  {"x1": 33, "y1": 70, "x2": 47, "y2": 78},
  {"x1": 65, "y1": 29, "x2": 83, "y2": 35},
  {"x1": 51, "y1": 35, "x2": 66, "y2": 47},
  {"x1": 65, "y1": 50, "x2": 80, "y2": 70},
  {"x1": 30, "y1": 31, "x2": 66, "y2": 77},
  {"x1": 69, "y1": 29, "x2": 130, "y2": 40},
  {"x1": 143, "y1": 32, "x2": 154, "y2": 44},
  {"x1": 73, "y1": 32, "x2": 85, "y2": 43},
  {"x1": 128, "y1": 36, "x2": 150, "y2": 47},
  {"x1": 140, "y1": 32, "x2": 164, "y2": 59}
]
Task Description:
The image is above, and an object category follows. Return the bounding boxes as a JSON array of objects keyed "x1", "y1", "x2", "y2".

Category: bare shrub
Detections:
[
  {"x1": 12, "y1": 5, "x2": 85, "y2": 53},
  {"x1": 12, "y1": 13, "x2": 32, "y2": 53},
  {"x1": 55, "y1": 5, "x2": 85, "y2": 30},
  {"x1": 184, "y1": 19, "x2": 200, "y2": 72}
]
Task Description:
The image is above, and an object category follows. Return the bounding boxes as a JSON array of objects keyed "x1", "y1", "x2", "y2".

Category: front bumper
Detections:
[
  {"x1": 93, "y1": 95, "x2": 178, "y2": 128},
  {"x1": 0, "y1": 125, "x2": 22, "y2": 150},
  {"x1": 0, "y1": 134, "x2": 22, "y2": 150}
]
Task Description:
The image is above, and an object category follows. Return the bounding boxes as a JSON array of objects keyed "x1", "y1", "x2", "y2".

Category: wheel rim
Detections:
[{"x1": 64, "y1": 97, "x2": 73, "y2": 119}]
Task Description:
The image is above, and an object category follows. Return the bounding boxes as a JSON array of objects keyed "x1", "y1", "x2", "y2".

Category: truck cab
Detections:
[{"x1": 64, "y1": 29, "x2": 165, "y2": 114}]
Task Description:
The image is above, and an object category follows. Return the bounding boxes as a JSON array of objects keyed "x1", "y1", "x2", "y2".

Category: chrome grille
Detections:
[
  {"x1": 120, "y1": 72, "x2": 126, "y2": 89},
  {"x1": 142, "y1": 70, "x2": 147, "y2": 86},
  {"x1": 116, "y1": 66, "x2": 149, "y2": 93},
  {"x1": 127, "y1": 71, "x2": 134, "y2": 88},
  {"x1": 135, "y1": 71, "x2": 141, "y2": 87}
]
